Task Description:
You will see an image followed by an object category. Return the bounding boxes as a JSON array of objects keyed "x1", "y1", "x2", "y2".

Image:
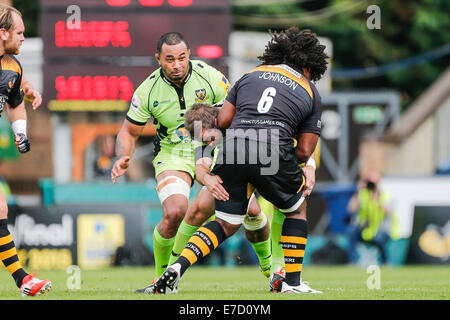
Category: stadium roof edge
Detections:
[{"x1": 383, "y1": 66, "x2": 450, "y2": 143}]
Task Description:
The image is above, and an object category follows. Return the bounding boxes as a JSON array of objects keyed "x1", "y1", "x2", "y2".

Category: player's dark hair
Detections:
[
  {"x1": 258, "y1": 27, "x2": 328, "y2": 82},
  {"x1": 156, "y1": 32, "x2": 190, "y2": 53},
  {"x1": 184, "y1": 103, "x2": 219, "y2": 138}
]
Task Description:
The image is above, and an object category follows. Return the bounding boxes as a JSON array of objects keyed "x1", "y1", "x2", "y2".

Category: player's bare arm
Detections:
[
  {"x1": 217, "y1": 100, "x2": 236, "y2": 130},
  {"x1": 21, "y1": 76, "x2": 42, "y2": 110},
  {"x1": 296, "y1": 132, "x2": 319, "y2": 197},
  {"x1": 111, "y1": 119, "x2": 144, "y2": 183},
  {"x1": 296, "y1": 132, "x2": 319, "y2": 163},
  {"x1": 302, "y1": 151, "x2": 316, "y2": 197},
  {"x1": 6, "y1": 101, "x2": 26, "y2": 125},
  {"x1": 195, "y1": 158, "x2": 229, "y2": 201}
]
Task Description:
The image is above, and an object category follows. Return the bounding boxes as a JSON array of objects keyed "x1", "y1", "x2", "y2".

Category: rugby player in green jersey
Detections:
[
  {"x1": 150, "y1": 27, "x2": 328, "y2": 295},
  {"x1": 111, "y1": 32, "x2": 271, "y2": 292}
]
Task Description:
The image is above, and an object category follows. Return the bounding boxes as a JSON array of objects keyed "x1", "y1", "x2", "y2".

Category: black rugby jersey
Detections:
[
  {"x1": 226, "y1": 64, "x2": 322, "y2": 145},
  {"x1": 0, "y1": 55, "x2": 24, "y2": 115}
]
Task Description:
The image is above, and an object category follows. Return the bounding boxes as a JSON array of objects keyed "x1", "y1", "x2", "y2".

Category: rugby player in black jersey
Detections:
[
  {"x1": 151, "y1": 27, "x2": 328, "y2": 294},
  {"x1": 0, "y1": 4, "x2": 51, "y2": 297}
]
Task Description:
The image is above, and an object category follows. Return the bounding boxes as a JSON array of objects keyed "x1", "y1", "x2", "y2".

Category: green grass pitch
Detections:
[{"x1": 0, "y1": 265, "x2": 448, "y2": 300}]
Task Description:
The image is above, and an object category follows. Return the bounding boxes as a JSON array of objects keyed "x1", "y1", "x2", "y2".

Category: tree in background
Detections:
[
  {"x1": 8, "y1": 0, "x2": 450, "y2": 110},
  {"x1": 11, "y1": 0, "x2": 39, "y2": 38},
  {"x1": 234, "y1": 0, "x2": 450, "y2": 110}
]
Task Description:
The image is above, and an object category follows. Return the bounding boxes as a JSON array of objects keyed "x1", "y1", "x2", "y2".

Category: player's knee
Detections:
[
  {"x1": 187, "y1": 207, "x2": 212, "y2": 227},
  {"x1": 185, "y1": 201, "x2": 204, "y2": 225},
  {"x1": 247, "y1": 203, "x2": 261, "y2": 217},
  {"x1": 160, "y1": 206, "x2": 185, "y2": 236},
  {"x1": 197, "y1": 197, "x2": 214, "y2": 218},
  {"x1": 163, "y1": 203, "x2": 187, "y2": 223},
  {"x1": 244, "y1": 211, "x2": 268, "y2": 232},
  {"x1": 244, "y1": 207, "x2": 269, "y2": 242},
  {"x1": 158, "y1": 175, "x2": 190, "y2": 230},
  {"x1": 244, "y1": 224, "x2": 269, "y2": 242},
  {"x1": 246, "y1": 194, "x2": 261, "y2": 217},
  {"x1": 215, "y1": 218, "x2": 241, "y2": 238},
  {"x1": 186, "y1": 189, "x2": 214, "y2": 225}
]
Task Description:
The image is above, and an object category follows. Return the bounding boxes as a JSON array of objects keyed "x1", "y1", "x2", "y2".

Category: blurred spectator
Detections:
[
  {"x1": 346, "y1": 171, "x2": 392, "y2": 264},
  {"x1": 0, "y1": 176, "x2": 11, "y2": 200},
  {"x1": 93, "y1": 135, "x2": 115, "y2": 179},
  {"x1": 0, "y1": 160, "x2": 12, "y2": 201}
]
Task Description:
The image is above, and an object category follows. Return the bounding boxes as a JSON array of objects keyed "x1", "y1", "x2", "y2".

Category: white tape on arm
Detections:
[
  {"x1": 306, "y1": 157, "x2": 316, "y2": 169},
  {"x1": 11, "y1": 119, "x2": 27, "y2": 135}
]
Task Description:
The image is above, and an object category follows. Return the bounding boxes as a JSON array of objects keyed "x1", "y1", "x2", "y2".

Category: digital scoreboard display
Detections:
[
  {"x1": 43, "y1": 65, "x2": 150, "y2": 111},
  {"x1": 41, "y1": 0, "x2": 231, "y2": 111}
]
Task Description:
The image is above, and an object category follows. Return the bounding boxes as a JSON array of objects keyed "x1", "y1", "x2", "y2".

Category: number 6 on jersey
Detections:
[{"x1": 257, "y1": 87, "x2": 277, "y2": 113}]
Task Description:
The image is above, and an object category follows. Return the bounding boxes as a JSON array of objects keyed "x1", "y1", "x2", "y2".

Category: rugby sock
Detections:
[
  {"x1": 0, "y1": 219, "x2": 27, "y2": 288},
  {"x1": 250, "y1": 238, "x2": 272, "y2": 272},
  {"x1": 153, "y1": 227, "x2": 175, "y2": 278},
  {"x1": 270, "y1": 208, "x2": 286, "y2": 273},
  {"x1": 168, "y1": 220, "x2": 199, "y2": 265},
  {"x1": 176, "y1": 221, "x2": 226, "y2": 277},
  {"x1": 281, "y1": 218, "x2": 308, "y2": 286},
  {"x1": 244, "y1": 210, "x2": 272, "y2": 273}
]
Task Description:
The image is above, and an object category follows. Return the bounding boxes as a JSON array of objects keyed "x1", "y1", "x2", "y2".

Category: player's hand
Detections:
[
  {"x1": 24, "y1": 86, "x2": 43, "y2": 110},
  {"x1": 204, "y1": 174, "x2": 229, "y2": 201},
  {"x1": 15, "y1": 133, "x2": 30, "y2": 153},
  {"x1": 111, "y1": 156, "x2": 131, "y2": 184},
  {"x1": 302, "y1": 165, "x2": 316, "y2": 197}
]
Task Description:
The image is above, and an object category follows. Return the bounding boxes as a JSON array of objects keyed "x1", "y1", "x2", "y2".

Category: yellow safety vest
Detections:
[
  {"x1": 356, "y1": 188, "x2": 388, "y2": 241},
  {"x1": 0, "y1": 179, "x2": 11, "y2": 199}
]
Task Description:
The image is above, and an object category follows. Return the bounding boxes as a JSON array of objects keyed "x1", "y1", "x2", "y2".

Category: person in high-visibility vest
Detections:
[
  {"x1": 346, "y1": 171, "x2": 391, "y2": 264},
  {"x1": 0, "y1": 177, "x2": 11, "y2": 201}
]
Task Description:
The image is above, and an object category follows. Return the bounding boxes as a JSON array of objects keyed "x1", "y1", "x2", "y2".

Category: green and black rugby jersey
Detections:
[
  {"x1": 126, "y1": 60, "x2": 230, "y2": 149},
  {"x1": 0, "y1": 55, "x2": 24, "y2": 115}
]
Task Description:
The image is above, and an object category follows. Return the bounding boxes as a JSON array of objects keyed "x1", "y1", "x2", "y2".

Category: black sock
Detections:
[
  {"x1": 176, "y1": 220, "x2": 226, "y2": 277},
  {"x1": 0, "y1": 219, "x2": 28, "y2": 287},
  {"x1": 281, "y1": 218, "x2": 308, "y2": 286}
]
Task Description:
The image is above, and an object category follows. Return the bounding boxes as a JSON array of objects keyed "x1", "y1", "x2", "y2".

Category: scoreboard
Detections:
[{"x1": 41, "y1": 0, "x2": 231, "y2": 111}]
